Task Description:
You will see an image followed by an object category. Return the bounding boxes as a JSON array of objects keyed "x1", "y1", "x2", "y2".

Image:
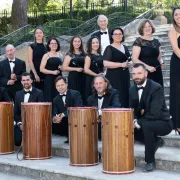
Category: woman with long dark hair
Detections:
[
  {"x1": 84, "y1": 36, "x2": 104, "y2": 101},
  {"x1": 62, "y1": 36, "x2": 86, "y2": 102}
]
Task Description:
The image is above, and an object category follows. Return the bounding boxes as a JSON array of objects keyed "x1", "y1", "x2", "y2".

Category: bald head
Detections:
[
  {"x1": 97, "y1": 15, "x2": 108, "y2": 31},
  {"x1": 6, "y1": 44, "x2": 15, "y2": 60}
]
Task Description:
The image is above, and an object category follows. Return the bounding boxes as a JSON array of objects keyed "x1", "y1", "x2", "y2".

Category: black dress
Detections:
[
  {"x1": 133, "y1": 37, "x2": 163, "y2": 87},
  {"x1": 43, "y1": 55, "x2": 62, "y2": 102},
  {"x1": 103, "y1": 45, "x2": 130, "y2": 108},
  {"x1": 29, "y1": 43, "x2": 47, "y2": 91},
  {"x1": 67, "y1": 53, "x2": 86, "y2": 103},
  {"x1": 170, "y1": 36, "x2": 180, "y2": 129},
  {"x1": 85, "y1": 53, "x2": 104, "y2": 101}
]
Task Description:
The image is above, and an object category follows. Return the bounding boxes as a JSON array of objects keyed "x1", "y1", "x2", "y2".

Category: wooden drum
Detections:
[
  {"x1": 68, "y1": 107, "x2": 98, "y2": 166},
  {"x1": 0, "y1": 102, "x2": 14, "y2": 154},
  {"x1": 101, "y1": 108, "x2": 134, "y2": 174},
  {"x1": 22, "y1": 103, "x2": 52, "y2": 160}
]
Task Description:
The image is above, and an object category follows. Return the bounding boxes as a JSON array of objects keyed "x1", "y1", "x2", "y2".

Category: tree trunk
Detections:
[{"x1": 11, "y1": 0, "x2": 28, "y2": 31}]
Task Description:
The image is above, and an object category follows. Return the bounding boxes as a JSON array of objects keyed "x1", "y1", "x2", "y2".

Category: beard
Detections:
[{"x1": 134, "y1": 76, "x2": 146, "y2": 85}]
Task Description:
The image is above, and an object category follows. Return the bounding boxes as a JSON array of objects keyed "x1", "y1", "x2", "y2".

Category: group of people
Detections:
[{"x1": 0, "y1": 7, "x2": 180, "y2": 172}]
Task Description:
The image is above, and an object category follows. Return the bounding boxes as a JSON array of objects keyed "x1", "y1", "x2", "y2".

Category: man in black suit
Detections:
[
  {"x1": 0, "y1": 87, "x2": 11, "y2": 102},
  {"x1": 91, "y1": 14, "x2": 111, "y2": 54},
  {"x1": 52, "y1": 76, "x2": 83, "y2": 143},
  {"x1": 0, "y1": 44, "x2": 26, "y2": 102},
  {"x1": 129, "y1": 63, "x2": 173, "y2": 172},
  {"x1": 14, "y1": 72, "x2": 43, "y2": 146},
  {"x1": 87, "y1": 74, "x2": 121, "y2": 140}
]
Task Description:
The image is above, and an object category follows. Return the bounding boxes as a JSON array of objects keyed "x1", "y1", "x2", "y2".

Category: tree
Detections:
[{"x1": 11, "y1": 0, "x2": 28, "y2": 30}]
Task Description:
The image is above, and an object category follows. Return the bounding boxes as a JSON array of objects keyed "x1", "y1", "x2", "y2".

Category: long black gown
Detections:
[
  {"x1": 170, "y1": 36, "x2": 180, "y2": 129},
  {"x1": 29, "y1": 43, "x2": 47, "y2": 91},
  {"x1": 85, "y1": 53, "x2": 104, "y2": 102},
  {"x1": 43, "y1": 55, "x2": 62, "y2": 102},
  {"x1": 67, "y1": 53, "x2": 86, "y2": 103},
  {"x1": 133, "y1": 37, "x2": 164, "y2": 87},
  {"x1": 103, "y1": 45, "x2": 130, "y2": 108}
]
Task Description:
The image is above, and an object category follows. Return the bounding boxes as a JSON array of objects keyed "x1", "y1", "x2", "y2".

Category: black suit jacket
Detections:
[
  {"x1": 0, "y1": 58, "x2": 26, "y2": 87},
  {"x1": 52, "y1": 89, "x2": 83, "y2": 118},
  {"x1": 129, "y1": 79, "x2": 170, "y2": 126},
  {"x1": 0, "y1": 87, "x2": 11, "y2": 102},
  {"x1": 87, "y1": 89, "x2": 121, "y2": 108},
  {"x1": 91, "y1": 29, "x2": 112, "y2": 44},
  {"x1": 14, "y1": 87, "x2": 44, "y2": 123}
]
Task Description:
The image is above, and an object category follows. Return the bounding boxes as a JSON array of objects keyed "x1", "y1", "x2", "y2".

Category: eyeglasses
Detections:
[
  {"x1": 113, "y1": 33, "x2": 123, "y2": 36},
  {"x1": 171, "y1": 6, "x2": 180, "y2": 10}
]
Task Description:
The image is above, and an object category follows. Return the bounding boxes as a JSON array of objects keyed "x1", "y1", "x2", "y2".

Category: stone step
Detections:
[
  {"x1": 1, "y1": 153, "x2": 180, "y2": 180},
  {"x1": 0, "y1": 172, "x2": 34, "y2": 180}
]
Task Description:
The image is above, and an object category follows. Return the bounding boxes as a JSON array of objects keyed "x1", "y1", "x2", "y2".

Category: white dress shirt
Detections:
[
  {"x1": 8, "y1": 58, "x2": 15, "y2": 73},
  {"x1": 100, "y1": 28, "x2": 110, "y2": 54},
  {"x1": 60, "y1": 91, "x2": 67, "y2": 105},
  {"x1": 24, "y1": 87, "x2": 32, "y2": 103},
  {"x1": 97, "y1": 95, "x2": 104, "y2": 116},
  {"x1": 137, "y1": 80, "x2": 147, "y2": 101}
]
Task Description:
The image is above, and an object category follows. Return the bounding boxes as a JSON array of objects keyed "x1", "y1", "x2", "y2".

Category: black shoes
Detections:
[
  {"x1": 154, "y1": 137, "x2": 165, "y2": 154},
  {"x1": 64, "y1": 139, "x2": 69, "y2": 144},
  {"x1": 143, "y1": 162, "x2": 156, "y2": 172}
]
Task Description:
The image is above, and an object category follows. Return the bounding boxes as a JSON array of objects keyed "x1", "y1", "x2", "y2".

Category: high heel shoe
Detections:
[{"x1": 175, "y1": 129, "x2": 180, "y2": 135}]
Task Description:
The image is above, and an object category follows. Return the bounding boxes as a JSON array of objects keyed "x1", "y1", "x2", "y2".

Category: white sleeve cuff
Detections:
[{"x1": 134, "y1": 119, "x2": 141, "y2": 129}]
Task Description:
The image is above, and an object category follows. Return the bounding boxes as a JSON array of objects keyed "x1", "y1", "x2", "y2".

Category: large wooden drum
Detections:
[
  {"x1": 101, "y1": 108, "x2": 134, "y2": 174},
  {"x1": 22, "y1": 103, "x2": 52, "y2": 160},
  {"x1": 68, "y1": 107, "x2": 98, "y2": 166},
  {"x1": 0, "y1": 102, "x2": 14, "y2": 154}
]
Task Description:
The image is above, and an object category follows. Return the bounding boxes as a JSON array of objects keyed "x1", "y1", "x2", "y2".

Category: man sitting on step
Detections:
[{"x1": 129, "y1": 63, "x2": 173, "y2": 172}]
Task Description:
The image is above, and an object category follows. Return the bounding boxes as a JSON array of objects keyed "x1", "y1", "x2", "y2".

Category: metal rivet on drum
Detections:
[
  {"x1": 74, "y1": 125, "x2": 77, "y2": 127},
  {"x1": 92, "y1": 122, "x2": 94, "y2": 125},
  {"x1": 126, "y1": 135, "x2": 128, "y2": 138},
  {"x1": 115, "y1": 125, "x2": 118, "y2": 128},
  {"x1": 83, "y1": 125, "x2": 86, "y2": 127},
  {"x1": 106, "y1": 122, "x2": 108, "y2": 125}
]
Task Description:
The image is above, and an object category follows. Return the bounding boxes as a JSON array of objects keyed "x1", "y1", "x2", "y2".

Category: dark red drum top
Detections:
[
  {"x1": 0, "y1": 102, "x2": 13, "y2": 104},
  {"x1": 21, "y1": 102, "x2": 51, "y2": 105},
  {"x1": 68, "y1": 107, "x2": 96, "y2": 110},
  {"x1": 102, "y1": 108, "x2": 133, "y2": 112}
]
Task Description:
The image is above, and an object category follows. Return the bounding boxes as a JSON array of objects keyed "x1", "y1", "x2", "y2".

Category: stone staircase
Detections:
[
  {"x1": 0, "y1": 133, "x2": 180, "y2": 180},
  {"x1": 124, "y1": 24, "x2": 172, "y2": 106}
]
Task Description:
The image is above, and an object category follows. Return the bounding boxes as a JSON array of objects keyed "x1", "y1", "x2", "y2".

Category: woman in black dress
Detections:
[
  {"x1": 103, "y1": 27, "x2": 131, "y2": 108},
  {"x1": 168, "y1": 7, "x2": 180, "y2": 133},
  {"x1": 62, "y1": 36, "x2": 86, "y2": 103},
  {"x1": 40, "y1": 38, "x2": 62, "y2": 102},
  {"x1": 132, "y1": 20, "x2": 165, "y2": 87},
  {"x1": 28, "y1": 27, "x2": 47, "y2": 91},
  {"x1": 84, "y1": 36, "x2": 104, "y2": 101}
]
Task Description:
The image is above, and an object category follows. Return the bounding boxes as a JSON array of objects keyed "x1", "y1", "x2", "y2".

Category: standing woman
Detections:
[
  {"x1": 40, "y1": 38, "x2": 62, "y2": 102},
  {"x1": 84, "y1": 36, "x2": 104, "y2": 101},
  {"x1": 103, "y1": 27, "x2": 131, "y2": 108},
  {"x1": 168, "y1": 7, "x2": 180, "y2": 133},
  {"x1": 132, "y1": 19, "x2": 164, "y2": 87},
  {"x1": 62, "y1": 36, "x2": 86, "y2": 102},
  {"x1": 28, "y1": 27, "x2": 47, "y2": 91}
]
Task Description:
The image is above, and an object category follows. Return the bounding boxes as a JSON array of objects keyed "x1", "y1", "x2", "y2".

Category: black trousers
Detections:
[
  {"x1": 134, "y1": 119, "x2": 172, "y2": 163},
  {"x1": 14, "y1": 125, "x2": 22, "y2": 146}
]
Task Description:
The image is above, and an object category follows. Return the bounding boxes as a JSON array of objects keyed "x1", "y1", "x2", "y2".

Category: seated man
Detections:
[
  {"x1": 14, "y1": 72, "x2": 43, "y2": 146},
  {"x1": 129, "y1": 63, "x2": 172, "y2": 172},
  {"x1": 0, "y1": 87, "x2": 11, "y2": 102},
  {"x1": 87, "y1": 74, "x2": 121, "y2": 140},
  {"x1": 52, "y1": 76, "x2": 83, "y2": 143}
]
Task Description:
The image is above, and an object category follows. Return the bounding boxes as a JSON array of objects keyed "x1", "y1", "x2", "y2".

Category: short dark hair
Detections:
[
  {"x1": 133, "y1": 63, "x2": 147, "y2": 71},
  {"x1": 47, "y1": 37, "x2": 60, "y2": 52},
  {"x1": 138, "y1": 19, "x2": 155, "y2": 36},
  {"x1": 54, "y1": 76, "x2": 67, "y2": 85},
  {"x1": 92, "y1": 73, "x2": 112, "y2": 94},
  {"x1": 21, "y1": 72, "x2": 33, "y2": 80},
  {"x1": 111, "y1": 27, "x2": 124, "y2": 42},
  {"x1": 86, "y1": 36, "x2": 101, "y2": 54}
]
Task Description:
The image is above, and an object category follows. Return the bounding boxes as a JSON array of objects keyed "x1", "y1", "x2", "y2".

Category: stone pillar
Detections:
[{"x1": 154, "y1": 7, "x2": 167, "y2": 25}]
